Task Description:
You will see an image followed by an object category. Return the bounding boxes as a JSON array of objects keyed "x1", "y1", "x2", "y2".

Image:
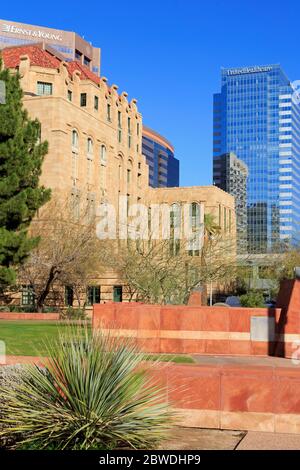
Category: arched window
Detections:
[
  {"x1": 116, "y1": 154, "x2": 124, "y2": 192},
  {"x1": 87, "y1": 137, "x2": 93, "y2": 157},
  {"x1": 72, "y1": 130, "x2": 78, "y2": 151},
  {"x1": 190, "y1": 202, "x2": 200, "y2": 229},
  {"x1": 100, "y1": 145, "x2": 107, "y2": 164}
]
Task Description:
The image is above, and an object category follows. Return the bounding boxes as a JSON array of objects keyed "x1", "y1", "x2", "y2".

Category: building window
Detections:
[
  {"x1": 137, "y1": 122, "x2": 140, "y2": 136},
  {"x1": 87, "y1": 137, "x2": 93, "y2": 156},
  {"x1": 67, "y1": 90, "x2": 72, "y2": 102},
  {"x1": 87, "y1": 193, "x2": 96, "y2": 222},
  {"x1": 86, "y1": 286, "x2": 100, "y2": 306},
  {"x1": 100, "y1": 164, "x2": 106, "y2": 191},
  {"x1": 128, "y1": 117, "x2": 131, "y2": 148},
  {"x1": 72, "y1": 130, "x2": 78, "y2": 151},
  {"x1": 72, "y1": 153, "x2": 78, "y2": 182},
  {"x1": 188, "y1": 202, "x2": 201, "y2": 256},
  {"x1": 21, "y1": 285, "x2": 35, "y2": 307},
  {"x1": 117, "y1": 155, "x2": 123, "y2": 190},
  {"x1": 170, "y1": 203, "x2": 181, "y2": 255},
  {"x1": 127, "y1": 194, "x2": 130, "y2": 216},
  {"x1": 75, "y1": 49, "x2": 82, "y2": 61},
  {"x1": 71, "y1": 189, "x2": 80, "y2": 219},
  {"x1": 107, "y1": 103, "x2": 111, "y2": 122},
  {"x1": 65, "y1": 286, "x2": 74, "y2": 307},
  {"x1": 118, "y1": 111, "x2": 122, "y2": 142},
  {"x1": 37, "y1": 81, "x2": 53, "y2": 96},
  {"x1": 94, "y1": 96, "x2": 99, "y2": 110},
  {"x1": 127, "y1": 160, "x2": 133, "y2": 185},
  {"x1": 100, "y1": 145, "x2": 107, "y2": 164},
  {"x1": 113, "y1": 285, "x2": 123, "y2": 302},
  {"x1": 191, "y1": 202, "x2": 200, "y2": 228},
  {"x1": 84, "y1": 56, "x2": 91, "y2": 67},
  {"x1": 86, "y1": 138, "x2": 93, "y2": 185},
  {"x1": 80, "y1": 93, "x2": 87, "y2": 107}
]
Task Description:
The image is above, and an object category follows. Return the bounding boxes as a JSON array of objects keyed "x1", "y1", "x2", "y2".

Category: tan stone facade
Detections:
[
  {"x1": 146, "y1": 185, "x2": 235, "y2": 235},
  {"x1": 2, "y1": 44, "x2": 236, "y2": 306}
]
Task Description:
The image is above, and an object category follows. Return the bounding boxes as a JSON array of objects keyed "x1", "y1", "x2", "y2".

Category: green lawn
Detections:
[{"x1": 0, "y1": 321, "x2": 195, "y2": 363}]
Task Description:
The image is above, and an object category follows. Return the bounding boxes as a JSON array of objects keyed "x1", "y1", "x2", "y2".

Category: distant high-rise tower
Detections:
[
  {"x1": 0, "y1": 18, "x2": 101, "y2": 75},
  {"x1": 142, "y1": 126, "x2": 179, "y2": 188},
  {"x1": 214, "y1": 152, "x2": 248, "y2": 253},
  {"x1": 213, "y1": 65, "x2": 300, "y2": 253}
]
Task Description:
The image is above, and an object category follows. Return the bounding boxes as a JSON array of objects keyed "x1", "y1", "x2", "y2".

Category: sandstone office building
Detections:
[{"x1": 0, "y1": 22, "x2": 236, "y2": 308}]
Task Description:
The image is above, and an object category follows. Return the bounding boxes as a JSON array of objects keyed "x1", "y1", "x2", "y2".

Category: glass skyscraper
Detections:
[
  {"x1": 213, "y1": 65, "x2": 300, "y2": 253},
  {"x1": 142, "y1": 125, "x2": 179, "y2": 188}
]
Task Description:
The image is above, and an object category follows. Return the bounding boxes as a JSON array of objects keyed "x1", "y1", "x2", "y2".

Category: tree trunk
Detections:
[{"x1": 36, "y1": 266, "x2": 58, "y2": 312}]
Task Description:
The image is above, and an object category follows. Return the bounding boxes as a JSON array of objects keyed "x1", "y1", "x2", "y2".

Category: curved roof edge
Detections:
[{"x1": 142, "y1": 125, "x2": 174, "y2": 153}]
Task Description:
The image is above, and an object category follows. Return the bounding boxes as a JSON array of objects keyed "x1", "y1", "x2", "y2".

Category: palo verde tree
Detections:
[{"x1": 0, "y1": 58, "x2": 51, "y2": 289}]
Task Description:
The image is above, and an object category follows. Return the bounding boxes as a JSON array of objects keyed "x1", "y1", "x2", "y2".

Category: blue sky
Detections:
[{"x1": 3, "y1": 0, "x2": 300, "y2": 186}]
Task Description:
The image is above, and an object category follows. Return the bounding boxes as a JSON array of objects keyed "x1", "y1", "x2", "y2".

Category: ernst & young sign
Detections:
[{"x1": 1, "y1": 22, "x2": 63, "y2": 42}]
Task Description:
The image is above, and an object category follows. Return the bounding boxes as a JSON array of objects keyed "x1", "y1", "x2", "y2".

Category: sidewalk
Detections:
[
  {"x1": 159, "y1": 428, "x2": 300, "y2": 450},
  {"x1": 236, "y1": 431, "x2": 300, "y2": 450}
]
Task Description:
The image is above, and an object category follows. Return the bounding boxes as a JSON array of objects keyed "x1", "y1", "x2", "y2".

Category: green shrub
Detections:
[
  {"x1": 239, "y1": 290, "x2": 265, "y2": 308},
  {"x1": 60, "y1": 307, "x2": 86, "y2": 320},
  {"x1": 41, "y1": 306, "x2": 60, "y2": 313},
  {"x1": 0, "y1": 326, "x2": 172, "y2": 450},
  {"x1": 9, "y1": 305, "x2": 36, "y2": 313}
]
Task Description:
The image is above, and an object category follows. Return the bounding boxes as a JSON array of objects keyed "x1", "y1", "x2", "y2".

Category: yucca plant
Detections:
[{"x1": 0, "y1": 326, "x2": 173, "y2": 450}]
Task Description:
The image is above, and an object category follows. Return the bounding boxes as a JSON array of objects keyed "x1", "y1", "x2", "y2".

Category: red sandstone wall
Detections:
[
  {"x1": 93, "y1": 303, "x2": 282, "y2": 356},
  {"x1": 3, "y1": 354, "x2": 300, "y2": 434},
  {"x1": 0, "y1": 312, "x2": 59, "y2": 320},
  {"x1": 149, "y1": 361, "x2": 300, "y2": 433},
  {"x1": 275, "y1": 279, "x2": 300, "y2": 358}
]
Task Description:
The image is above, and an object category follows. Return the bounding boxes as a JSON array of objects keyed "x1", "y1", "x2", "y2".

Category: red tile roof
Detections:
[
  {"x1": 1, "y1": 45, "x2": 101, "y2": 86},
  {"x1": 67, "y1": 61, "x2": 100, "y2": 85},
  {"x1": 2, "y1": 45, "x2": 61, "y2": 69}
]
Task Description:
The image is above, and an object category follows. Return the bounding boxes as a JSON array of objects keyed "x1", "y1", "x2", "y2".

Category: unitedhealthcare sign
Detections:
[
  {"x1": 226, "y1": 66, "x2": 273, "y2": 76},
  {"x1": 1, "y1": 22, "x2": 63, "y2": 42}
]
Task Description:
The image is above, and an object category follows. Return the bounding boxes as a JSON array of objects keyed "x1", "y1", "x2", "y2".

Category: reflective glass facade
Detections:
[
  {"x1": 142, "y1": 133, "x2": 179, "y2": 188},
  {"x1": 213, "y1": 65, "x2": 300, "y2": 253}
]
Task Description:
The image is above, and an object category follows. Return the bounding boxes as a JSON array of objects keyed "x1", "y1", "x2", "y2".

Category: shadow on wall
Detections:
[{"x1": 274, "y1": 279, "x2": 298, "y2": 358}]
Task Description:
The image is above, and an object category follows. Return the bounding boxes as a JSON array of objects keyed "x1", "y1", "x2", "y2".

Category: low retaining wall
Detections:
[
  {"x1": 93, "y1": 280, "x2": 300, "y2": 359},
  {"x1": 3, "y1": 355, "x2": 300, "y2": 434},
  {"x1": 150, "y1": 361, "x2": 300, "y2": 434},
  {"x1": 93, "y1": 303, "x2": 282, "y2": 356},
  {"x1": 0, "y1": 312, "x2": 59, "y2": 320}
]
